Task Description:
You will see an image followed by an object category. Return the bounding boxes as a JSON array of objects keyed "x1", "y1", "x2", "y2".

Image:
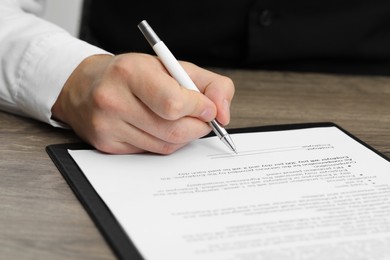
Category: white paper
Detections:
[{"x1": 69, "y1": 126, "x2": 390, "y2": 260}]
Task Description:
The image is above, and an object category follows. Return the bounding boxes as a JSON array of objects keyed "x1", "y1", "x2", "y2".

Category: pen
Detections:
[{"x1": 138, "y1": 20, "x2": 237, "y2": 153}]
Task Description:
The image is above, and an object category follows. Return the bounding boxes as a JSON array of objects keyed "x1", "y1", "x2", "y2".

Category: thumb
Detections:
[{"x1": 178, "y1": 88, "x2": 217, "y2": 122}]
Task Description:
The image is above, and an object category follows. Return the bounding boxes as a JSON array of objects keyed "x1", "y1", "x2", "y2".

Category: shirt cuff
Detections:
[{"x1": 17, "y1": 32, "x2": 111, "y2": 127}]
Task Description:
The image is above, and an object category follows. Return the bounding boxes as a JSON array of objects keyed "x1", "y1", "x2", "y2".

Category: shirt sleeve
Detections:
[{"x1": 0, "y1": 0, "x2": 111, "y2": 127}]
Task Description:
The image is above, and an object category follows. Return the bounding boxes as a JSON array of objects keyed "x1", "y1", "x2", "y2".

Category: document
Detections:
[{"x1": 69, "y1": 126, "x2": 390, "y2": 260}]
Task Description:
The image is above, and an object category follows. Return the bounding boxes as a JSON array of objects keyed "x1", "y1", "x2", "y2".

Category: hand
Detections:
[{"x1": 51, "y1": 53, "x2": 235, "y2": 154}]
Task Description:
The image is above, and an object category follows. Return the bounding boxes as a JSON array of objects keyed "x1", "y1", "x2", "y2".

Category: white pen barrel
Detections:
[
  {"x1": 152, "y1": 41, "x2": 200, "y2": 92},
  {"x1": 139, "y1": 20, "x2": 236, "y2": 152}
]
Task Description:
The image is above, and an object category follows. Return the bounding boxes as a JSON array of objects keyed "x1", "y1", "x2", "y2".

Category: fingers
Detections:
[
  {"x1": 124, "y1": 54, "x2": 218, "y2": 122},
  {"x1": 69, "y1": 91, "x2": 210, "y2": 155},
  {"x1": 105, "y1": 93, "x2": 212, "y2": 153},
  {"x1": 94, "y1": 116, "x2": 211, "y2": 155}
]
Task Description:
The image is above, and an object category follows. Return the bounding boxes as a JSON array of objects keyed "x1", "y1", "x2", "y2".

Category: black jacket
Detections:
[{"x1": 81, "y1": 0, "x2": 390, "y2": 75}]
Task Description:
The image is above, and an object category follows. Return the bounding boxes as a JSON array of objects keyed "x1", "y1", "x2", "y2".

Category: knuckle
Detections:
[
  {"x1": 164, "y1": 123, "x2": 188, "y2": 144},
  {"x1": 221, "y1": 76, "x2": 235, "y2": 93},
  {"x1": 109, "y1": 53, "x2": 153, "y2": 80},
  {"x1": 109, "y1": 56, "x2": 131, "y2": 77},
  {"x1": 161, "y1": 121, "x2": 191, "y2": 145},
  {"x1": 91, "y1": 88, "x2": 105, "y2": 109},
  {"x1": 91, "y1": 86, "x2": 117, "y2": 112},
  {"x1": 161, "y1": 97, "x2": 185, "y2": 120},
  {"x1": 106, "y1": 55, "x2": 137, "y2": 84}
]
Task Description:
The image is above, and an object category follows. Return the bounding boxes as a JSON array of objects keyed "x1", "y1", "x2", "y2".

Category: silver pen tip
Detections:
[
  {"x1": 208, "y1": 120, "x2": 237, "y2": 153},
  {"x1": 221, "y1": 135, "x2": 238, "y2": 154}
]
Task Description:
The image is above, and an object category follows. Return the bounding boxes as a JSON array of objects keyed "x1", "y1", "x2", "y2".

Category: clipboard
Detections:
[{"x1": 46, "y1": 122, "x2": 390, "y2": 260}]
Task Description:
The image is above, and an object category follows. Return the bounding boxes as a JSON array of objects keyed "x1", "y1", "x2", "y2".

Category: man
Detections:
[
  {"x1": 2, "y1": 0, "x2": 390, "y2": 153},
  {"x1": 0, "y1": 0, "x2": 234, "y2": 154}
]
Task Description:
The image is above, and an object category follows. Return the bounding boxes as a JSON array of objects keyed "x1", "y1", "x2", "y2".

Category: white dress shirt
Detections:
[{"x1": 0, "y1": 0, "x2": 109, "y2": 127}]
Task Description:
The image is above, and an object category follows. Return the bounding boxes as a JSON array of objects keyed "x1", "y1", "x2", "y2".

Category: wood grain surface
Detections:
[{"x1": 1, "y1": 70, "x2": 389, "y2": 259}]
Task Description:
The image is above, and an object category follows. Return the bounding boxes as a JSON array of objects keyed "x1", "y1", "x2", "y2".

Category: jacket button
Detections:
[{"x1": 258, "y1": 9, "x2": 274, "y2": 27}]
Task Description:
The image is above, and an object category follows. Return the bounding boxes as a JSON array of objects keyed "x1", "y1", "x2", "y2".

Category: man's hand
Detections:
[{"x1": 51, "y1": 53, "x2": 235, "y2": 154}]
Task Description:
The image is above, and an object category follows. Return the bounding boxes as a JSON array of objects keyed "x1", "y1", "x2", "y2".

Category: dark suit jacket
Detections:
[{"x1": 80, "y1": 0, "x2": 390, "y2": 75}]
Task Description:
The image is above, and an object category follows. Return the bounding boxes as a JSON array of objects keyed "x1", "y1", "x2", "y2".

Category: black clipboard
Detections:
[{"x1": 46, "y1": 122, "x2": 390, "y2": 260}]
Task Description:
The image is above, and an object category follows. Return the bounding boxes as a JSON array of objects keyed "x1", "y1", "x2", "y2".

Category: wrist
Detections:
[{"x1": 51, "y1": 54, "x2": 113, "y2": 125}]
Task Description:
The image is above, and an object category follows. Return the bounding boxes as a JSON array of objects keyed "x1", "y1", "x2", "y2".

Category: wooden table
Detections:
[{"x1": 1, "y1": 70, "x2": 389, "y2": 259}]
